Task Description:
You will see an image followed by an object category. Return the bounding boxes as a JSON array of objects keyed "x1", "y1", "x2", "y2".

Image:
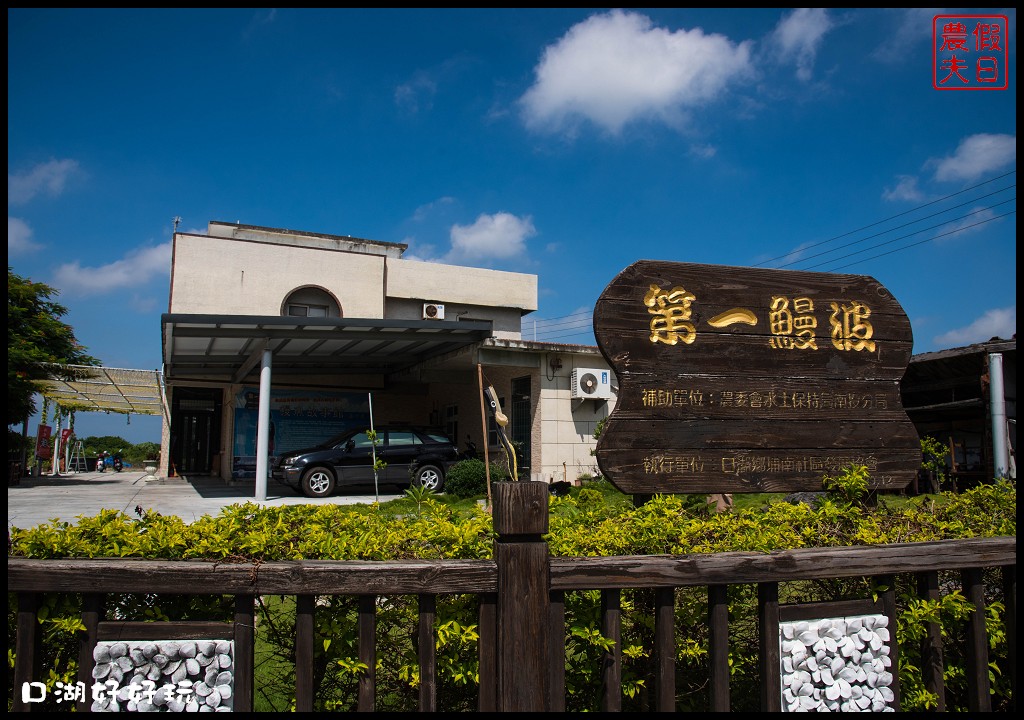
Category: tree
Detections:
[{"x1": 7, "y1": 267, "x2": 98, "y2": 425}]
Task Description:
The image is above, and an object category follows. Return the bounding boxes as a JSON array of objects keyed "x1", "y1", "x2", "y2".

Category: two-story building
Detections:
[{"x1": 158, "y1": 221, "x2": 616, "y2": 494}]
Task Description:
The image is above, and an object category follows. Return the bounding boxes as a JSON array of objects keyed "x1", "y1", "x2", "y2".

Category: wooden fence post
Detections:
[
  {"x1": 493, "y1": 480, "x2": 550, "y2": 711},
  {"x1": 12, "y1": 592, "x2": 42, "y2": 712}
]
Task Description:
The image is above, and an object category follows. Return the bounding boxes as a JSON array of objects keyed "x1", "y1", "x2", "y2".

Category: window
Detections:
[
  {"x1": 338, "y1": 432, "x2": 374, "y2": 449},
  {"x1": 282, "y1": 287, "x2": 341, "y2": 317},
  {"x1": 511, "y1": 376, "x2": 531, "y2": 471},
  {"x1": 287, "y1": 303, "x2": 329, "y2": 317},
  {"x1": 387, "y1": 431, "x2": 419, "y2": 447},
  {"x1": 179, "y1": 398, "x2": 215, "y2": 411},
  {"x1": 444, "y1": 404, "x2": 458, "y2": 444}
]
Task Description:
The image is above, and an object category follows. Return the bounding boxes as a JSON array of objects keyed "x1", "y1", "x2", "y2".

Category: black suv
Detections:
[{"x1": 272, "y1": 425, "x2": 461, "y2": 498}]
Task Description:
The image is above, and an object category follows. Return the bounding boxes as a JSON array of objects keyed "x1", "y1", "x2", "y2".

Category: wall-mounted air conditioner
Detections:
[
  {"x1": 571, "y1": 368, "x2": 613, "y2": 400},
  {"x1": 423, "y1": 303, "x2": 445, "y2": 320}
]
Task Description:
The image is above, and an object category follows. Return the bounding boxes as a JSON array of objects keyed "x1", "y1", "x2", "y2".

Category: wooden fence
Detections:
[{"x1": 9, "y1": 482, "x2": 1017, "y2": 712}]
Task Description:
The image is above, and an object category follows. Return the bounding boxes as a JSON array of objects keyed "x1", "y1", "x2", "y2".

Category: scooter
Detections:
[{"x1": 112, "y1": 452, "x2": 124, "y2": 473}]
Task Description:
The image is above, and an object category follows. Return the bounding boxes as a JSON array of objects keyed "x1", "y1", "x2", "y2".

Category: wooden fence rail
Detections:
[{"x1": 8, "y1": 482, "x2": 1018, "y2": 712}]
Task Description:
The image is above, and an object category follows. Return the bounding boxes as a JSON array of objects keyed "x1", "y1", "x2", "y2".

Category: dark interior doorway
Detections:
[
  {"x1": 170, "y1": 387, "x2": 222, "y2": 475},
  {"x1": 511, "y1": 376, "x2": 532, "y2": 476}
]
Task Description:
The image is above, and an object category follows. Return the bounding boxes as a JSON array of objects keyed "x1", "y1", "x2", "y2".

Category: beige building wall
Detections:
[
  {"x1": 207, "y1": 221, "x2": 405, "y2": 258},
  {"x1": 537, "y1": 354, "x2": 613, "y2": 484},
  {"x1": 171, "y1": 230, "x2": 537, "y2": 337},
  {"x1": 387, "y1": 259, "x2": 537, "y2": 313},
  {"x1": 171, "y1": 233, "x2": 386, "y2": 317},
  {"x1": 470, "y1": 346, "x2": 616, "y2": 485},
  {"x1": 387, "y1": 259, "x2": 536, "y2": 339}
]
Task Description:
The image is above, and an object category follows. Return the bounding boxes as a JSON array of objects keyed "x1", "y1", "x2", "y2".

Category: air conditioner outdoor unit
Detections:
[
  {"x1": 423, "y1": 303, "x2": 445, "y2": 320},
  {"x1": 571, "y1": 368, "x2": 613, "y2": 400}
]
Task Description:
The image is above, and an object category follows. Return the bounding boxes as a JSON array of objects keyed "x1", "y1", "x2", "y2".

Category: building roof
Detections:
[
  {"x1": 161, "y1": 313, "x2": 495, "y2": 382},
  {"x1": 902, "y1": 336, "x2": 1015, "y2": 419},
  {"x1": 39, "y1": 366, "x2": 164, "y2": 417},
  {"x1": 909, "y1": 336, "x2": 1015, "y2": 364}
]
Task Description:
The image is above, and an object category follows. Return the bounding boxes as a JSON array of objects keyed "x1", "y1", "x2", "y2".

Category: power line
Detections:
[
  {"x1": 755, "y1": 170, "x2": 1016, "y2": 268},
  {"x1": 534, "y1": 322, "x2": 595, "y2": 340},
  {"x1": 532, "y1": 315, "x2": 594, "y2": 332},
  {"x1": 777, "y1": 186, "x2": 1015, "y2": 269},
  {"x1": 788, "y1": 196, "x2": 1016, "y2": 271},
  {"x1": 530, "y1": 171, "x2": 1015, "y2": 344},
  {"x1": 535, "y1": 329, "x2": 597, "y2": 344},
  {"x1": 807, "y1": 209, "x2": 1016, "y2": 272},
  {"x1": 527, "y1": 310, "x2": 596, "y2": 342},
  {"x1": 530, "y1": 309, "x2": 593, "y2": 326}
]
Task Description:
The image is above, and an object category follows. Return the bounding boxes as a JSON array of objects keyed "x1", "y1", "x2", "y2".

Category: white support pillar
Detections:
[
  {"x1": 988, "y1": 353, "x2": 1009, "y2": 479},
  {"x1": 255, "y1": 349, "x2": 273, "y2": 501},
  {"x1": 51, "y1": 409, "x2": 64, "y2": 477}
]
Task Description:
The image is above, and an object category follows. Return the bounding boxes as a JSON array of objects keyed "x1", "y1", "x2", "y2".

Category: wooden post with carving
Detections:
[{"x1": 493, "y1": 480, "x2": 550, "y2": 711}]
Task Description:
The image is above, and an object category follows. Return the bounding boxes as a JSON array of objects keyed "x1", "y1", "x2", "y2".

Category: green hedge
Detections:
[
  {"x1": 442, "y1": 458, "x2": 510, "y2": 498},
  {"x1": 7, "y1": 474, "x2": 1016, "y2": 712}
]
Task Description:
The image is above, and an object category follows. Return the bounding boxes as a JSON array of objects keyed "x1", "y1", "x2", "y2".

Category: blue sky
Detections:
[{"x1": 8, "y1": 8, "x2": 1017, "y2": 444}]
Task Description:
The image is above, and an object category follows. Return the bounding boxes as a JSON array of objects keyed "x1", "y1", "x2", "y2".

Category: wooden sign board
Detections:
[{"x1": 594, "y1": 261, "x2": 920, "y2": 495}]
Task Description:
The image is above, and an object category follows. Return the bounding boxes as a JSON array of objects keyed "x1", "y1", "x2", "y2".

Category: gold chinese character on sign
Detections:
[
  {"x1": 769, "y1": 296, "x2": 818, "y2": 350},
  {"x1": 829, "y1": 301, "x2": 875, "y2": 351},
  {"x1": 644, "y1": 284, "x2": 696, "y2": 345}
]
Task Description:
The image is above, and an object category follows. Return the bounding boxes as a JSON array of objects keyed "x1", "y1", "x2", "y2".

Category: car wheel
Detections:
[
  {"x1": 414, "y1": 464, "x2": 444, "y2": 492},
  {"x1": 301, "y1": 467, "x2": 336, "y2": 498}
]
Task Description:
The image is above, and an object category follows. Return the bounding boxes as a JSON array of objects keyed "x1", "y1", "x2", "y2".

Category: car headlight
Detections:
[{"x1": 280, "y1": 456, "x2": 298, "y2": 467}]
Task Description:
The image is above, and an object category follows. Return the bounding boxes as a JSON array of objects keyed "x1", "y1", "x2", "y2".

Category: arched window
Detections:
[{"x1": 282, "y1": 286, "x2": 341, "y2": 318}]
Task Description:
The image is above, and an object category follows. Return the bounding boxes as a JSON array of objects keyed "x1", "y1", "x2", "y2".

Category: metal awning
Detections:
[
  {"x1": 39, "y1": 366, "x2": 164, "y2": 416},
  {"x1": 162, "y1": 314, "x2": 494, "y2": 382}
]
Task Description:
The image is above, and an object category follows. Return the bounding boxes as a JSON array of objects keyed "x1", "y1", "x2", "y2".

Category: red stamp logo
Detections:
[{"x1": 934, "y1": 15, "x2": 1009, "y2": 90}]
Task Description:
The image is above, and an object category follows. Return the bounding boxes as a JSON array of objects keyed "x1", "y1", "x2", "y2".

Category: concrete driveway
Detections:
[{"x1": 7, "y1": 469, "x2": 404, "y2": 530}]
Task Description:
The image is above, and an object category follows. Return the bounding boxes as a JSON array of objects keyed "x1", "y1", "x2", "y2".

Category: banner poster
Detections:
[
  {"x1": 231, "y1": 388, "x2": 370, "y2": 479},
  {"x1": 35, "y1": 424, "x2": 53, "y2": 460}
]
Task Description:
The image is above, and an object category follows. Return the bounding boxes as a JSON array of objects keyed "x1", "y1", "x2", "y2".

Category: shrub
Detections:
[
  {"x1": 7, "y1": 475, "x2": 1016, "y2": 712},
  {"x1": 442, "y1": 459, "x2": 509, "y2": 498}
]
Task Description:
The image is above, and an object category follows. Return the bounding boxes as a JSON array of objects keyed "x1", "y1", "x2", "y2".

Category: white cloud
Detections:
[
  {"x1": 935, "y1": 206, "x2": 1000, "y2": 241},
  {"x1": 768, "y1": 8, "x2": 834, "y2": 81},
  {"x1": 519, "y1": 10, "x2": 753, "y2": 135},
  {"x1": 51, "y1": 242, "x2": 172, "y2": 297},
  {"x1": 7, "y1": 217, "x2": 42, "y2": 255},
  {"x1": 400, "y1": 240, "x2": 440, "y2": 263},
  {"x1": 932, "y1": 134, "x2": 1017, "y2": 182},
  {"x1": 445, "y1": 212, "x2": 536, "y2": 263},
  {"x1": 934, "y1": 306, "x2": 1016, "y2": 348},
  {"x1": 242, "y1": 9, "x2": 277, "y2": 40},
  {"x1": 395, "y1": 58, "x2": 471, "y2": 115},
  {"x1": 8, "y1": 159, "x2": 80, "y2": 205},
  {"x1": 753, "y1": 239, "x2": 816, "y2": 267},
  {"x1": 411, "y1": 196, "x2": 456, "y2": 223},
  {"x1": 688, "y1": 143, "x2": 717, "y2": 159},
  {"x1": 882, "y1": 175, "x2": 925, "y2": 202},
  {"x1": 870, "y1": 9, "x2": 941, "y2": 63},
  {"x1": 395, "y1": 72, "x2": 438, "y2": 114}
]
